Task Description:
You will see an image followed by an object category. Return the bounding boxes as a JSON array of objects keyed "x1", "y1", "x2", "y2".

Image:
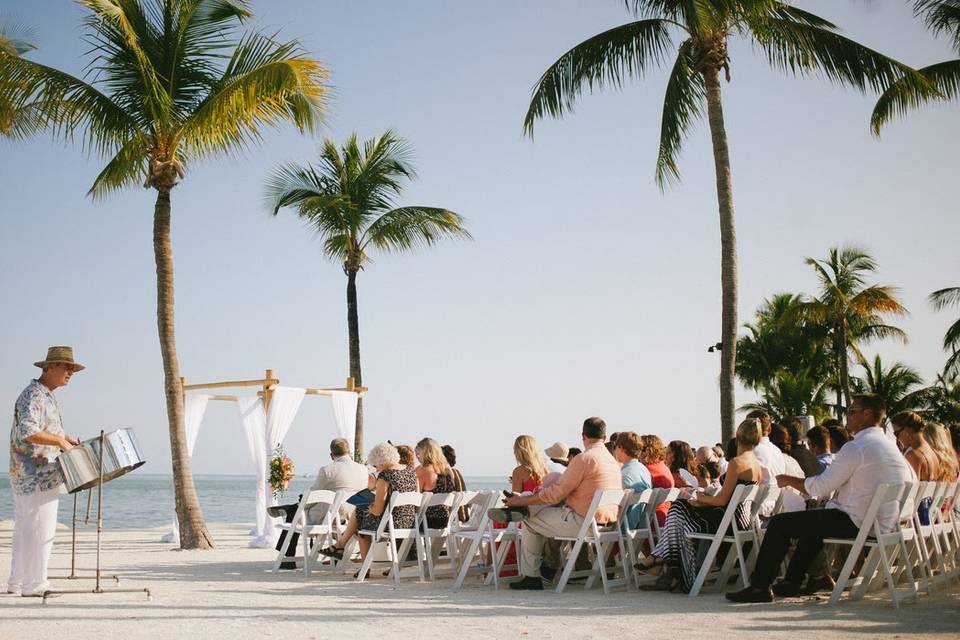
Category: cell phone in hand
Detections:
[{"x1": 502, "y1": 490, "x2": 514, "y2": 498}]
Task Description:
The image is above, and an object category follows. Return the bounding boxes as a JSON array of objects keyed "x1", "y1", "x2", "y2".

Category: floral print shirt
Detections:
[{"x1": 9, "y1": 379, "x2": 65, "y2": 495}]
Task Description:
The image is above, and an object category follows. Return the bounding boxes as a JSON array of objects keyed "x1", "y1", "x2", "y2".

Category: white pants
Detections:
[
  {"x1": 520, "y1": 505, "x2": 584, "y2": 577},
  {"x1": 7, "y1": 486, "x2": 61, "y2": 593}
]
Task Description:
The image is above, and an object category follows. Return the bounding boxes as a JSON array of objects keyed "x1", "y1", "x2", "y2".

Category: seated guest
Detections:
[
  {"x1": 768, "y1": 424, "x2": 807, "y2": 513},
  {"x1": 501, "y1": 417, "x2": 622, "y2": 590},
  {"x1": 637, "y1": 418, "x2": 763, "y2": 592},
  {"x1": 308, "y1": 437, "x2": 369, "y2": 522},
  {"x1": 806, "y1": 425, "x2": 834, "y2": 471},
  {"x1": 396, "y1": 444, "x2": 415, "y2": 469},
  {"x1": 511, "y1": 435, "x2": 548, "y2": 494},
  {"x1": 727, "y1": 394, "x2": 913, "y2": 602},
  {"x1": 640, "y1": 435, "x2": 675, "y2": 527},
  {"x1": 713, "y1": 444, "x2": 729, "y2": 475},
  {"x1": 544, "y1": 441, "x2": 570, "y2": 473},
  {"x1": 785, "y1": 418, "x2": 821, "y2": 477},
  {"x1": 605, "y1": 432, "x2": 621, "y2": 455},
  {"x1": 415, "y1": 437, "x2": 456, "y2": 528},
  {"x1": 667, "y1": 440, "x2": 699, "y2": 489},
  {"x1": 826, "y1": 422, "x2": 851, "y2": 451},
  {"x1": 925, "y1": 422, "x2": 959, "y2": 481},
  {"x1": 746, "y1": 410, "x2": 785, "y2": 515},
  {"x1": 696, "y1": 445, "x2": 726, "y2": 478},
  {"x1": 319, "y1": 443, "x2": 418, "y2": 564},
  {"x1": 614, "y1": 432, "x2": 652, "y2": 528},
  {"x1": 891, "y1": 412, "x2": 939, "y2": 480},
  {"x1": 567, "y1": 447, "x2": 582, "y2": 460},
  {"x1": 695, "y1": 459, "x2": 721, "y2": 491},
  {"x1": 443, "y1": 444, "x2": 469, "y2": 522}
]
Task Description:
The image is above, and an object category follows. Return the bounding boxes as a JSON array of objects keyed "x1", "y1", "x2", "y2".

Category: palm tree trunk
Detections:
[
  {"x1": 346, "y1": 268, "x2": 364, "y2": 457},
  {"x1": 834, "y1": 334, "x2": 844, "y2": 419},
  {"x1": 154, "y1": 187, "x2": 213, "y2": 550},
  {"x1": 703, "y1": 68, "x2": 738, "y2": 444},
  {"x1": 839, "y1": 327, "x2": 852, "y2": 411}
]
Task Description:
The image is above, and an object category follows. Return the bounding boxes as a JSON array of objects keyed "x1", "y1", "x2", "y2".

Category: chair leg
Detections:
[
  {"x1": 688, "y1": 537, "x2": 724, "y2": 598},
  {"x1": 424, "y1": 535, "x2": 435, "y2": 582},
  {"x1": 829, "y1": 545, "x2": 862, "y2": 606},
  {"x1": 452, "y1": 536, "x2": 481, "y2": 592},
  {"x1": 355, "y1": 538, "x2": 376, "y2": 583},
  {"x1": 555, "y1": 539, "x2": 584, "y2": 594},
  {"x1": 272, "y1": 527, "x2": 295, "y2": 574}
]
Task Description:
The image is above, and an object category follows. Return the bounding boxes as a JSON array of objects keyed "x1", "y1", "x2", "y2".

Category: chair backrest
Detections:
[
  {"x1": 418, "y1": 492, "x2": 459, "y2": 532},
  {"x1": 378, "y1": 491, "x2": 423, "y2": 536},
  {"x1": 898, "y1": 482, "x2": 921, "y2": 522},
  {"x1": 860, "y1": 482, "x2": 910, "y2": 541},
  {"x1": 573, "y1": 489, "x2": 625, "y2": 540},
  {"x1": 714, "y1": 483, "x2": 760, "y2": 536},
  {"x1": 621, "y1": 488, "x2": 654, "y2": 533},
  {"x1": 293, "y1": 489, "x2": 337, "y2": 527}
]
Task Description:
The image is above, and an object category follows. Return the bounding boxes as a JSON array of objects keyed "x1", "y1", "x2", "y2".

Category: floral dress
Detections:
[
  {"x1": 425, "y1": 472, "x2": 455, "y2": 529},
  {"x1": 9, "y1": 380, "x2": 65, "y2": 495},
  {"x1": 358, "y1": 467, "x2": 418, "y2": 531}
]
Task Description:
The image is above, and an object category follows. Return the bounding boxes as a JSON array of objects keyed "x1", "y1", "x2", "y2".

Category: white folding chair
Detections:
[
  {"x1": 911, "y1": 481, "x2": 946, "y2": 591},
  {"x1": 651, "y1": 488, "x2": 680, "y2": 544},
  {"x1": 271, "y1": 489, "x2": 341, "y2": 575},
  {"x1": 929, "y1": 480, "x2": 959, "y2": 583},
  {"x1": 553, "y1": 489, "x2": 628, "y2": 594},
  {"x1": 355, "y1": 491, "x2": 425, "y2": 584},
  {"x1": 451, "y1": 491, "x2": 499, "y2": 591},
  {"x1": 417, "y1": 491, "x2": 461, "y2": 580},
  {"x1": 826, "y1": 482, "x2": 917, "y2": 607},
  {"x1": 686, "y1": 483, "x2": 762, "y2": 597},
  {"x1": 621, "y1": 489, "x2": 657, "y2": 588},
  {"x1": 480, "y1": 493, "x2": 524, "y2": 589}
]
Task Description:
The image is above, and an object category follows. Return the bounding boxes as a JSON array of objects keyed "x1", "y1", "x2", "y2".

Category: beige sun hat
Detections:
[
  {"x1": 34, "y1": 346, "x2": 85, "y2": 372},
  {"x1": 544, "y1": 441, "x2": 569, "y2": 462}
]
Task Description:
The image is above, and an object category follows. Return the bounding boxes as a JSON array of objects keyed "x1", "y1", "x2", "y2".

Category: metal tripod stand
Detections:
[{"x1": 42, "y1": 430, "x2": 151, "y2": 603}]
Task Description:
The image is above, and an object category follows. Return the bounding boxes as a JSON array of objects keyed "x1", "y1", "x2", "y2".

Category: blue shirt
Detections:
[{"x1": 621, "y1": 460, "x2": 652, "y2": 529}]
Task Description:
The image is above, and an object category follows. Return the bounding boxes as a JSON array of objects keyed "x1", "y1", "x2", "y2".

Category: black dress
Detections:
[
  {"x1": 358, "y1": 467, "x2": 418, "y2": 531},
  {"x1": 425, "y1": 472, "x2": 455, "y2": 529},
  {"x1": 651, "y1": 479, "x2": 756, "y2": 593}
]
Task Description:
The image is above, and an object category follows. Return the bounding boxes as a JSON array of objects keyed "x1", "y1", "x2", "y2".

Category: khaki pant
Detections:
[{"x1": 520, "y1": 505, "x2": 584, "y2": 577}]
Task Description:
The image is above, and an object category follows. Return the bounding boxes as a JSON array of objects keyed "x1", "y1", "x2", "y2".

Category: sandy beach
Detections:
[{"x1": 0, "y1": 521, "x2": 957, "y2": 639}]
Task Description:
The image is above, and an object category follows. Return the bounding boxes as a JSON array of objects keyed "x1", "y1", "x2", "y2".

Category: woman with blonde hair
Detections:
[
  {"x1": 924, "y1": 422, "x2": 959, "y2": 481},
  {"x1": 891, "y1": 411, "x2": 939, "y2": 481},
  {"x1": 511, "y1": 435, "x2": 548, "y2": 493},
  {"x1": 415, "y1": 437, "x2": 456, "y2": 528},
  {"x1": 638, "y1": 418, "x2": 762, "y2": 593}
]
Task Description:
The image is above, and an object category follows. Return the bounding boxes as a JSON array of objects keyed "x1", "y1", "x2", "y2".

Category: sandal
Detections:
[
  {"x1": 634, "y1": 556, "x2": 664, "y2": 572},
  {"x1": 318, "y1": 546, "x2": 343, "y2": 560}
]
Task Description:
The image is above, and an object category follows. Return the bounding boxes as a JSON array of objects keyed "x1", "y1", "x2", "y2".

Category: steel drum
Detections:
[{"x1": 58, "y1": 428, "x2": 146, "y2": 494}]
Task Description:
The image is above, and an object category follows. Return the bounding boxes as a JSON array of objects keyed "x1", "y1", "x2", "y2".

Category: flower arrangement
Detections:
[{"x1": 268, "y1": 446, "x2": 295, "y2": 498}]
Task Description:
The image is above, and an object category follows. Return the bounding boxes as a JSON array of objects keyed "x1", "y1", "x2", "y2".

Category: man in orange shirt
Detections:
[{"x1": 504, "y1": 416, "x2": 621, "y2": 590}]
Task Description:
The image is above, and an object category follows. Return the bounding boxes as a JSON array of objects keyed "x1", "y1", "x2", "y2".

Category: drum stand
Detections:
[
  {"x1": 42, "y1": 431, "x2": 151, "y2": 603},
  {"x1": 47, "y1": 491, "x2": 120, "y2": 584}
]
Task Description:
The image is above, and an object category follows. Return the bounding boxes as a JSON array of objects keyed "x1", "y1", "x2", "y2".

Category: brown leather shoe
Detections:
[{"x1": 726, "y1": 585, "x2": 774, "y2": 603}]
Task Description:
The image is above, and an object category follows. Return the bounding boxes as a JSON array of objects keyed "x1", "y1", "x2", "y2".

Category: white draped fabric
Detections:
[
  {"x1": 237, "y1": 388, "x2": 305, "y2": 548},
  {"x1": 161, "y1": 394, "x2": 210, "y2": 544},
  {"x1": 329, "y1": 391, "x2": 358, "y2": 442}
]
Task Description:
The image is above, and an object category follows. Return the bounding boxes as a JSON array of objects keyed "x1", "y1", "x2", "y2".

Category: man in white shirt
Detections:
[
  {"x1": 727, "y1": 394, "x2": 912, "y2": 603},
  {"x1": 308, "y1": 438, "x2": 369, "y2": 522},
  {"x1": 746, "y1": 410, "x2": 785, "y2": 516}
]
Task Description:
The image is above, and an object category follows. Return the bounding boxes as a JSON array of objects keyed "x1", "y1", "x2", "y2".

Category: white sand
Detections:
[{"x1": 1, "y1": 521, "x2": 958, "y2": 639}]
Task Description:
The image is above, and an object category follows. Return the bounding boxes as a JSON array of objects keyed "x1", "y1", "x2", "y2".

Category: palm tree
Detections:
[
  {"x1": 917, "y1": 368, "x2": 960, "y2": 424},
  {"x1": 0, "y1": 0, "x2": 329, "y2": 549},
  {"x1": 522, "y1": 0, "x2": 927, "y2": 442},
  {"x1": 930, "y1": 287, "x2": 960, "y2": 374},
  {"x1": 0, "y1": 20, "x2": 41, "y2": 138},
  {"x1": 736, "y1": 292, "x2": 832, "y2": 392},
  {"x1": 798, "y1": 246, "x2": 908, "y2": 417},
  {"x1": 851, "y1": 354, "x2": 925, "y2": 416},
  {"x1": 265, "y1": 131, "x2": 471, "y2": 456},
  {"x1": 739, "y1": 370, "x2": 831, "y2": 424},
  {"x1": 872, "y1": 0, "x2": 960, "y2": 133}
]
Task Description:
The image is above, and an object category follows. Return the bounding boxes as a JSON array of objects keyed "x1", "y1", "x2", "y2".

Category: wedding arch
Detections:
[{"x1": 161, "y1": 369, "x2": 367, "y2": 548}]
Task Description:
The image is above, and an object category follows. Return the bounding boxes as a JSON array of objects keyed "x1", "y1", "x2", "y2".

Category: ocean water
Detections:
[{"x1": 0, "y1": 472, "x2": 507, "y2": 529}]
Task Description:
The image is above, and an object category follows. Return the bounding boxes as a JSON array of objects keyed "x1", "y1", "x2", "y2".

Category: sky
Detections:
[{"x1": 0, "y1": 0, "x2": 957, "y2": 478}]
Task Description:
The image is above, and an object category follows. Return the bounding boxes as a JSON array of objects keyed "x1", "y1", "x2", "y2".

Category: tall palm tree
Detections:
[
  {"x1": 917, "y1": 368, "x2": 960, "y2": 424},
  {"x1": 798, "y1": 246, "x2": 908, "y2": 417},
  {"x1": 265, "y1": 131, "x2": 471, "y2": 456},
  {"x1": 872, "y1": 0, "x2": 960, "y2": 133},
  {"x1": 930, "y1": 287, "x2": 960, "y2": 374},
  {"x1": 851, "y1": 354, "x2": 925, "y2": 416},
  {"x1": 739, "y1": 369, "x2": 831, "y2": 424},
  {"x1": 0, "y1": 20, "x2": 41, "y2": 138},
  {"x1": 0, "y1": 0, "x2": 329, "y2": 549},
  {"x1": 522, "y1": 0, "x2": 927, "y2": 442}
]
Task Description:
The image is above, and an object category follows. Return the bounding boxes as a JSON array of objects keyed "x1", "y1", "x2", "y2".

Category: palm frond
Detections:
[
  {"x1": 655, "y1": 39, "x2": 706, "y2": 187},
  {"x1": 177, "y1": 32, "x2": 328, "y2": 159},
  {"x1": 0, "y1": 20, "x2": 37, "y2": 56},
  {"x1": 523, "y1": 19, "x2": 673, "y2": 136},
  {"x1": 916, "y1": 0, "x2": 960, "y2": 52},
  {"x1": 871, "y1": 59, "x2": 960, "y2": 134},
  {"x1": 930, "y1": 286, "x2": 960, "y2": 310},
  {"x1": 361, "y1": 206, "x2": 472, "y2": 254},
  {"x1": 87, "y1": 132, "x2": 151, "y2": 198},
  {"x1": 749, "y1": 14, "x2": 933, "y2": 98}
]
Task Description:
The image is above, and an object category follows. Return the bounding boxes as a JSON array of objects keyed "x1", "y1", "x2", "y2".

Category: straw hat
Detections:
[
  {"x1": 544, "y1": 441, "x2": 569, "y2": 462},
  {"x1": 34, "y1": 346, "x2": 85, "y2": 372}
]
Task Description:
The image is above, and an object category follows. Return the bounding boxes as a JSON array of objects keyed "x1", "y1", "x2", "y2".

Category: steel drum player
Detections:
[{"x1": 6, "y1": 346, "x2": 84, "y2": 597}]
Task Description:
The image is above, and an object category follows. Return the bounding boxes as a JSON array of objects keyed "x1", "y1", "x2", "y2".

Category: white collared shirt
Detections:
[
  {"x1": 754, "y1": 436, "x2": 787, "y2": 516},
  {"x1": 804, "y1": 426, "x2": 912, "y2": 532}
]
